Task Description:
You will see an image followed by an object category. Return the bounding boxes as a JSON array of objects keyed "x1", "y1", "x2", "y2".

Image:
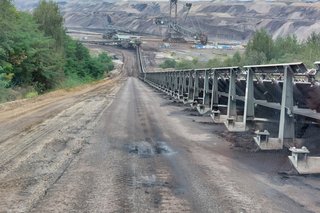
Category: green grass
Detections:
[
  {"x1": 57, "y1": 74, "x2": 94, "y2": 90},
  {"x1": 25, "y1": 91, "x2": 38, "y2": 99}
]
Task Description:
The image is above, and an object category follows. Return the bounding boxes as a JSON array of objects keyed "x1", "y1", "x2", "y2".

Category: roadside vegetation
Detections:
[
  {"x1": 160, "y1": 29, "x2": 320, "y2": 70},
  {"x1": 0, "y1": 0, "x2": 114, "y2": 103}
]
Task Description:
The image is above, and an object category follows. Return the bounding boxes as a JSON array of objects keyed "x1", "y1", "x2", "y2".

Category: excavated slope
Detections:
[{"x1": 14, "y1": 0, "x2": 320, "y2": 42}]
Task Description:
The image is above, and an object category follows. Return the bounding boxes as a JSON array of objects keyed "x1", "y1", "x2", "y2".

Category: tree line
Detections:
[
  {"x1": 160, "y1": 29, "x2": 320, "y2": 70},
  {"x1": 0, "y1": 0, "x2": 114, "y2": 102}
]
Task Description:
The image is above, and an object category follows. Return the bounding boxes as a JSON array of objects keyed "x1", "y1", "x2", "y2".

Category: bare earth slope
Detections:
[{"x1": 57, "y1": 1, "x2": 320, "y2": 42}]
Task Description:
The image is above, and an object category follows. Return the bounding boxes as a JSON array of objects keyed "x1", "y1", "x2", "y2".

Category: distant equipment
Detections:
[
  {"x1": 155, "y1": 0, "x2": 208, "y2": 45},
  {"x1": 112, "y1": 34, "x2": 141, "y2": 49},
  {"x1": 102, "y1": 26, "x2": 141, "y2": 49},
  {"x1": 102, "y1": 26, "x2": 135, "y2": 40},
  {"x1": 102, "y1": 30, "x2": 117, "y2": 40}
]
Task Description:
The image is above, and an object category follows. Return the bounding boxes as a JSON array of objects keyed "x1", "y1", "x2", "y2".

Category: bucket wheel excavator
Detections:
[{"x1": 155, "y1": 0, "x2": 208, "y2": 45}]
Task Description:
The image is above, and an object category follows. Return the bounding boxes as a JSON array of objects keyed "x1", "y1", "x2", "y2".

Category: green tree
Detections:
[
  {"x1": 0, "y1": 0, "x2": 114, "y2": 102},
  {"x1": 206, "y1": 58, "x2": 223, "y2": 68},
  {"x1": 9, "y1": 12, "x2": 64, "y2": 90},
  {"x1": 0, "y1": 0, "x2": 16, "y2": 77},
  {"x1": 33, "y1": 0, "x2": 65, "y2": 50},
  {"x1": 176, "y1": 59, "x2": 196, "y2": 69},
  {"x1": 232, "y1": 51, "x2": 242, "y2": 65},
  {"x1": 160, "y1": 59, "x2": 177, "y2": 69},
  {"x1": 302, "y1": 32, "x2": 320, "y2": 66},
  {"x1": 245, "y1": 29, "x2": 275, "y2": 63},
  {"x1": 0, "y1": 0, "x2": 64, "y2": 91},
  {"x1": 97, "y1": 53, "x2": 114, "y2": 72},
  {"x1": 274, "y1": 35, "x2": 300, "y2": 59},
  {"x1": 64, "y1": 36, "x2": 113, "y2": 80},
  {"x1": 245, "y1": 50, "x2": 267, "y2": 65}
]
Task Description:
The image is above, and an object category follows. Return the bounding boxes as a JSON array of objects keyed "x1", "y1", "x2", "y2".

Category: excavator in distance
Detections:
[{"x1": 155, "y1": 0, "x2": 208, "y2": 45}]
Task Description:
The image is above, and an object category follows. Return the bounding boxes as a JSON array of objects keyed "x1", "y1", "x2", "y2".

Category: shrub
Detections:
[
  {"x1": 160, "y1": 59, "x2": 177, "y2": 69},
  {"x1": 25, "y1": 91, "x2": 38, "y2": 99}
]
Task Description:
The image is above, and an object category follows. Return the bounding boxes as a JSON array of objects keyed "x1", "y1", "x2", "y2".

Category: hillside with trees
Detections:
[
  {"x1": 160, "y1": 29, "x2": 320, "y2": 70},
  {"x1": 0, "y1": 0, "x2": 114, "y2": 103}
]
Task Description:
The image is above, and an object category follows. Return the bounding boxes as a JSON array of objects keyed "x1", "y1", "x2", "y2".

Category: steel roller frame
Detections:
[{"x1": 138, "y1": 46, "x2": 320, "y2": 173}]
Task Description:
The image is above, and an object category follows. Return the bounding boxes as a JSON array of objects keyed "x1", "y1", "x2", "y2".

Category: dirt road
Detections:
[{"x1": 1, "y1": 47, "x2": 320, "y2": 213}]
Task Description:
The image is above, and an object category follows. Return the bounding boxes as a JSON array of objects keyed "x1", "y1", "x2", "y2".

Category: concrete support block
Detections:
[
  {"x1": 288, "y1": 147, "x2": 320, "y2": 174},
  {"x1": 254, "y1": 130, "x2": 283, "y2": 150},
  {"x1": 190, "y1": 100, "x2": 198, "y2": 109},
  {"x1": 226, "y1": 117, "x2": 235, "y2": 127},
  {"x1": 224, "y1": 117, "x2": 246, "y2": 132},
  {"x1": 254, "y1": 130, "x2": 270, "y2": 144},
  {"x1": 211, "y1": 110, "x2": 221, "y2": 122},
  {"x1": 196, "y1": 104, "x2": 212, "y2": 115},
  {"x1": 210, "y1": 110, "x2": 229, "y2": 124},
  {"x1": 182, "y1": 94, "x2": 189, "y2": 104}
]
